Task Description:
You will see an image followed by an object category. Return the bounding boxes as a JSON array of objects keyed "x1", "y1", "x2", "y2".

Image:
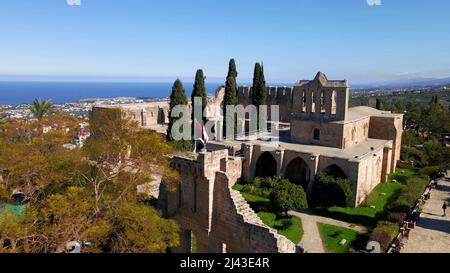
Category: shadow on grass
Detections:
[
  {"x1": 314, "y1": 208, "x2": 377, "y2": 228},
  {"x1": 350, "y1": 233, "x2": 370, "y2": 252},
  {"x1": 247, "y1": 200, "x2": 271, "y2": 213}
]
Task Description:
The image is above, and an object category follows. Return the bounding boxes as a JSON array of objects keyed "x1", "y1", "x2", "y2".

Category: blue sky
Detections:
[{"x1": 0, "y1": 0, "x2": 449, "y2": 84}]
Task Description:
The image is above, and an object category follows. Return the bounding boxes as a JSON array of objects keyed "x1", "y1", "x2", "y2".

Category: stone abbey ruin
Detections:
[{"x1": 93, "y1": 72, "x2": 404, "y2": 253}]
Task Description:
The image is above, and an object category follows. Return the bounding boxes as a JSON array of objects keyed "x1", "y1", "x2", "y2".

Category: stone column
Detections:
[
  {"x1": 324, "y1": 89, "x2": 332, "y2": 119},
  {"x1": 336, "y1": 88, "x2": 349, "y2": 121},
  {"x1": 306, "y1": 89, "x2": 313, "y2": 117},
  {"x1": 315, "y1": 89, "x2": 321, "y2": 117}
]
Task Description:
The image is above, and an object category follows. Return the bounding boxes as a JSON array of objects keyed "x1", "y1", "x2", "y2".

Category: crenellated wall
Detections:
[{"x1": 237, "y1": 86, "x2": 294, "y2": 122}]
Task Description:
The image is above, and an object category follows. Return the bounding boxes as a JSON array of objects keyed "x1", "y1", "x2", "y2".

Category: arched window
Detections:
[
  {"x1": 320, "y1": 90, "x2": 325, "y2": 113},
  {"x1": 302, "y1": 91, "x2": 307, "y2": 113},
  {"x1": 313, "y1": 128, "x2": 320, "y2": 140},
  {"x1": 331, "y1": 90, "x2": 337, "y2": 116}
]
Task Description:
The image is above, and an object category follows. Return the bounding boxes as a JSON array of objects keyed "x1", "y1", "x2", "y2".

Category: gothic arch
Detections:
[
  {"x1": 285, "y1": 157, "x2": 311, "y2": 190},
  {"x1": 255, "y1": 152, "x2": 277, "y2": 178},
  {"x1": 313, "y1": 128, "x2": 321, "y2": 140},
  {"x1": 322, "y1": 164, "x2": 347, "y2": 179}
]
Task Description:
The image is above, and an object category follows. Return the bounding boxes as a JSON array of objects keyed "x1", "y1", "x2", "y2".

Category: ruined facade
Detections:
[
  {"x1": 159, "y1": 150, "x2": 299, "y2": 253},
  {"x1": 206, "y1": 72, "x2": 403, "y2": 206},
  {"x1": 94, "y1": 72, "x2": 404, "y2": 253}
]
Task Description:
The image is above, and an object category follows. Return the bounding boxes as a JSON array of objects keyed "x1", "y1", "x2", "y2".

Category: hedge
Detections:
[
  {"x1": 386, "y1": 176, "x2": 429, "y2": 214},
  {"x1": 312, "y1": 172, "x2": 354, "y2": 208},
  {"x1": 370, "y1": 221, "x2": 399, "y2": 251},
  {"x1": 418, "y1": 166, "x2": 443, "y2": 180}
]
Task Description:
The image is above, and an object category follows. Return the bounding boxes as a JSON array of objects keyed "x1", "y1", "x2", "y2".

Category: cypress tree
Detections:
[
  {"x1": 223, "y1": 59, "x2": 238, "y2": 138},
  {"x1": 252, "y1": 62, "x2": 267, "y2": 130},
  {"x1": 167, "y1": 79, "x2": 188, "y2": 141},
  {"x1": 252, "y1": 63, "x2": 261, "y2": 106},
  {"x1": 259, "y1": 63, "x2": 267, "y2": 106},
  {"x1": 191, "y1": 69, "x2": 208, "y2": 138}
]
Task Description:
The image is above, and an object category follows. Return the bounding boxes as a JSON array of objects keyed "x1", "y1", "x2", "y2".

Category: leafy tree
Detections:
[
  {"x1": 167, "y1": 79, "x2": 189, "y2": 144},
  {"x1": 0, "y1": 107, "x2": 7, "y2": 124},
  {"x1": 223, "y1": 59, "x2": 238, "y2": 138},
  {"x1": 311, "y1": 172, "x2": 354, "y2": 208},
  {"x1": 270, "y1": 179, "x2": 307, "y2": 215},
  {"x1": 29, "y1": 99, "x2": 55, "y2": 121},
  {"x1": 0, "y1": 112, "x2": 181, "y2": 253}
]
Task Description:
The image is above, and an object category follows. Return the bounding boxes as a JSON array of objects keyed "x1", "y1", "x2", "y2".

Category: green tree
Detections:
[
  {"x1": 251, "y1": 63, "x2": 267, "y2": 130},
  {"x1": 0, "y1": 112, "x2": 181, "y2": 253},
  {"x1": 312, "y1": 172, "x2": 354, "y2": 208},
  {"x1": 167, "y1": 79, "x2": 188, "y2": 141},
  {"x1": 0, "y1": 107, "x2": 7, "y2": 124},
  {"x1": 223, "y1": 59, "x2": 238, "y2": 138},
  {"x1": 191, "y1": 69, "x2": 208, "y2": 137},
  {"x1": 29, "y1": 99, "x2": 55, "y2": 121},
  {"x1": 270, "y1": 179, "x2": 307, "y2": 215}
]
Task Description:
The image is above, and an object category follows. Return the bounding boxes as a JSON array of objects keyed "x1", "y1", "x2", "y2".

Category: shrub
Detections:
[
  {"x1": 370, "y1": 221, "x2": 399, "y2": 251},
  {"x1": 262, "y1": 176, "x2": 282, "y2": 189},
  {"x1": 401, "y1": 147, "x2": 426, "y2": 167},
  {"x1": 370, "y1": 231, "x2": 392, "y2": 252},
  {"x1": 311, "y1": 172, "x2": 354, "y2": 208},
  {"x1": 270, "y1": 179, "x2": 307, "y2": 215},
  {"x1": 171, "y1": 140, "x2": 192, "y2": 152},
  {"x1": 387, "y1": 176, "x2": 429, "y2": 214},
  {"x1": 418, "y1": 166, "x2": 443, "y2": 180},
  {"x1": 387, "y1": 212, "x2": 407, "y2": 225}
]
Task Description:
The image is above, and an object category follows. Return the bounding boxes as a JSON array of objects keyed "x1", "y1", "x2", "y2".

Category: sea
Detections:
[{"x1": 0, "y1": 81, "x2": 226, "y2": 105}]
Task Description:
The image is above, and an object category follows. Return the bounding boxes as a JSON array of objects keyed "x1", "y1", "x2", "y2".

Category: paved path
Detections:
[
  {"x1": 402, "y1": 175, "x2": 450, "y2": 253},
  {"x1": 289, "y1": 209, "x2": 369, "y2": 253}
]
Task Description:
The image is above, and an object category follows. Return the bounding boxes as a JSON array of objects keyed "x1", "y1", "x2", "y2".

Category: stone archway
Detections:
[
  {"x1": 285, "y1": 157, "x2": 311, "y2": 191},
  {"x1": 323, "y1": 164, "x2": 347, "y2": 179},
  {"x1": 255, "y1": 152, "x2": 277, "y2": 178}
]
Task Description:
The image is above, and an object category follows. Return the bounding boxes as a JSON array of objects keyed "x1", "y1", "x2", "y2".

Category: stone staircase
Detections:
[
  {"x1": 229, "y1": 188, "x2": 298, "y2": 253},
  {"x1": 229, "y1": 189, "x2": 265, "y2": 226}
]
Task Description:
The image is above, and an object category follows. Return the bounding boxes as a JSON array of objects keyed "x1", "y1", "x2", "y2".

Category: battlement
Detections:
[{"x1": 237, "y1": 86, "x2": 293, "y2": 101}]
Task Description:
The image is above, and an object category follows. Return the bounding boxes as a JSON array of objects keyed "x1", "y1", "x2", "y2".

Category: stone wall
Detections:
[
  {"x1": 159, "y1": 150, "x2": 298, "y2": 253},
  {"x1": 368, "y1": 115, "x2": 403, "y2": 172},
  {"x1": 290, "y1": 119, "x2": 345, "y2": 148},
  {"x1": 92, "y1": 104, "x2": 169, "y2": 128},
  {"x1": 237, "y1": 86, "x2": 293, "y2": 122}
]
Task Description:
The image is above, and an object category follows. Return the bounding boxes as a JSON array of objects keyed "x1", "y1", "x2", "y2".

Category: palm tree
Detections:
[
  {"x1": 0, "y1": 109, "x2": 7, "y2": 124},
  {"x1": 29, "y1": 98, "x2": 55, "y2": 121}
]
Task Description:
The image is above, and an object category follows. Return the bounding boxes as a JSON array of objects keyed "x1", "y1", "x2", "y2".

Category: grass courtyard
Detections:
[
  {"x1": 232, "y1": 183, "x2": 304, "y2": 244},
  {"x1": 316, "y1": 168, "x2": 416, "y2": 228},
  {"x1": 317, "y1": 223, "x2": 368, "y2": 253},
  {"x1": 233, "y1": 168, "x2": 419, "y2": 250}
]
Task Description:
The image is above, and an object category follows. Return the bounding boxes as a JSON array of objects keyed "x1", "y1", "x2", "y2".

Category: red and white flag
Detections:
[{"x1": 195, "y1": 119, "x2": 209, "y2": 144}]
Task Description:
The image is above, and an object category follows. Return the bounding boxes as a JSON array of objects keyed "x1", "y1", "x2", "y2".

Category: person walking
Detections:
[{"x1": 443, "y1": 202, "x2": 448, "y2": 217}]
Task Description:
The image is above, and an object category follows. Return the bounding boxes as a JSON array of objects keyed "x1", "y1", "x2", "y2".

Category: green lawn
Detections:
[
  {"x1": 258, "y1": 212, "x2": 304, "y2": 244},
  {"x1": 316, "y1": 168, "x2": 416, "y2": 228},
  {"x1": 233, "y1": 182, "x2": 303, "y2": 244},
  {"x1": 318, "y1": 223, "x2": 368, "y2": 253}
]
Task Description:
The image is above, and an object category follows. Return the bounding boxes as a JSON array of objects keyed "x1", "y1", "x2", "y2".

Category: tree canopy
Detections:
[
  {"x1": 0, "y1": 110, "x2": 180, "y2": 253},
  {"x1": 223, "y1": 59, "x2": 238, "y2": 138}
]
